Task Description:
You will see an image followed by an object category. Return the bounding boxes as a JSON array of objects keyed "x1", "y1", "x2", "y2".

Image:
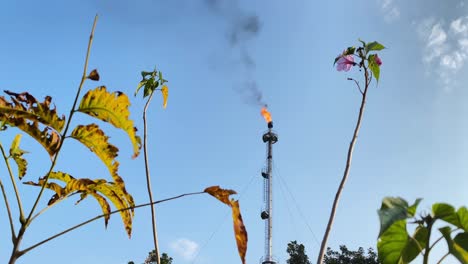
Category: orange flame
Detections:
[{"x1": 260, "y1": 106, "x2": 272, "y2": 123}]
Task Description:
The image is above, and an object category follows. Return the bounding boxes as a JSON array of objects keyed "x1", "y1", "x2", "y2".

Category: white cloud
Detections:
[
  {"x1": 170, "y1": 238, "x2": 199, "y2": 261},
  {"x1": 450, "y1": 17, "x2": 468, "y2": 35},
  {"x1": 377, "y1": 0, "x2": 400, "y2": 23},
  {"x1": 417, "y1": 16, "x2": 468, "y2": 89}
]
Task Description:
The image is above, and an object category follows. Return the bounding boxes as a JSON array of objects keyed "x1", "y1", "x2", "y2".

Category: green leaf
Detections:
[
  {"x1": 433, "y1": 203, "x2": 457, "y2": 223},
  {"x1": 408, "y1": 198, "x2": 423, "y2": 216},
  {"x1": 358, "y1": 38, "x2": 366, "y2": 47},
  {"x1": 366, "y1": 41, "x2": 385, "y2": 52},
  {"x1": 141, "y1": 71, "x2": 152, "y2": 78},
  {"x1": 368, "y1": 54, "x2": 381, "y2": 82},
  {"x1": 135, "y1": 81, "x2": 146, "y2": 96},
  {"x1": 333, "y1": 56, "x2": 340, "y2": 66},
  {"x1": 440, "y1": 226, "x2": 468, "y2": 263},
  {"x1": 158, "y1": 71, "x2": 163, "y2": 81},
  {"x1": 344, "y1": 46, "x2": 356, "y2": 56},
  {"x1": 378, "y1": 220, "x2": 427, "y2": 264},
  {"x1": 434, "y1": 205, "x2": 468, "y2": 231},
  {"x1": 458, "y1": 207, "x2": 468, "y2": 231},
  {"x1": 402, "y1": 226, "x2": 428, "y2": 263},
  {"x1": 9, "y1": 134, "x2": 28, "y2": 179},
  {"x1": 378, "y1": 197, "x2": 420, "y2": 237},
  {"x1": 77, "y1": 86, "x2": 141, "y2": 158},
  {"x1": 333, "y1": 47, "x2": 355, "y2": 66}
]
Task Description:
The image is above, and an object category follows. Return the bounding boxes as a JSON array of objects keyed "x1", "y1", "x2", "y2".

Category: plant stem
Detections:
[
  {"x1": 0, "y1": 178, "x2": 16, "y2": 241},
  {"x1": 8, "y1": 15, "x2": 99, "y2": 264},
  {"x1": 423, "y1": 218, "x2": 434, "y2": 264},
  {"x1": 0, "y1": 142, "x2": 25, "y2": 221},
  {"x1": 316, "y1": 66, "x2": 370, "y2": 264},
  {"x1": 19, "y1": 191, "x2": 205, "y2": 256},
  {"x1": 436, "y1": 253, "x2": 449, "y2": 264},
  {"x1": 25, "y1": 15, "x2": 98, "y2": 223},
  {"x1": 142, "y1": 91, "x2": 161, "y2": 264},
  {"x1": 430, "y1": 228, "x2": 459, "y2": 251}
]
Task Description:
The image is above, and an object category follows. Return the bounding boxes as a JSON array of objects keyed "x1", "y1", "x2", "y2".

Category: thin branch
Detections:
[
  {"x1": 423, "y1": 219, "x2": 434, "y2": 264},
  {"x1": 347, "y1": 77, "x2": 363, "y2": 95},
  {"x1": 430, "y1": 228, "x2": 460, "y2": 251},
  {"x1": 19, "y1": 191, "x2": 205, "y2": 256},
  {"x1": 30, "y1": 193, "x2": 80, "y2": 222},
  {"x1": 0, "y1": 142, "x2": 25, "y2": 221},
  {"x1": 143, "y1": 90, "x2": 161, "y2": 264},
  {"x1": 316, "y1": 64, "x2": 371, "y2": 264},
  {"x1": 0, "y1": 179, "x2": 16, "y2": 241},
  {"x1": 436, "y1": 253, "x2": 450, "y2": 264},
  {"x1": 9, "y1": 15, "x2": 99, "y2": 264},
  {"x1": 25, "y1": 14, "x2": 99, "y2": 224}
]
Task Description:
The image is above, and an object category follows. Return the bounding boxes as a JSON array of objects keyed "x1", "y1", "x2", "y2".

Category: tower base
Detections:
[{"x1": 262, "y1": 261, "x2": 277, "y2": 264}]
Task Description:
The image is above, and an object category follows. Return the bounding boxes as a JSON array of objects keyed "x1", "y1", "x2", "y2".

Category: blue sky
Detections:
[{"x1": 1, "y1": 0, "x2": 468, "y2": 263}]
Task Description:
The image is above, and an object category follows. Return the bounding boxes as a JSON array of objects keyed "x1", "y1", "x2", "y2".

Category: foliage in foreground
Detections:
[{"x1": 377, "y1": 197, "x2": 468, "y2": 264}]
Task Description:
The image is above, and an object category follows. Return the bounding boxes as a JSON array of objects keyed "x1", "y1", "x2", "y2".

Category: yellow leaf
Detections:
[
  {"x1": 70, "y1": 124, "x2": 134, "y2": 215},
  {"x1": 5, "y1": 118, "x2": 61, "y2": 158},
  {"x1": 9, "y1": 134, "x2": 28, "y2": 179},
  {"x1": 71, "y1": 124, "x2": 119, "y2": 176},
  {"x1": 25, "y1": 171, "x2": 134, "y2": 236},
  {"x1": 88, "y1": 192, "x2": 112, "y2": 227},
  {"x1": 78, "y1": 86, "x2": 141, "y2": 158},
  {"x1": 161, "y1": 85, "x2": 168, "y2": 109},
  {"x1": 231, "y1": 200, "x2": 248, "y2": 264},
  {"x1": 0, "y1": 91, "x2": 63, "y2": 158},
  {"x1": 23, "y1": 179, "x2": 65, "y2": 205},
  {"x1": 204, "y1": 186, "x2": 237, "y2": 207},
  {"x1": 0, "y1": 91, "x2": 65, "y2": 132}
]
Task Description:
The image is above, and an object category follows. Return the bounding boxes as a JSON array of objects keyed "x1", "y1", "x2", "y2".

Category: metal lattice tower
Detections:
[{"x1": 260, "y1": 121, "x2": 278, "y2": 264}]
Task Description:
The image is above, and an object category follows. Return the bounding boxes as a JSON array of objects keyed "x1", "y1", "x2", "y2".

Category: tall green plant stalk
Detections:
[
  {"x1": 316, "y1": 40, "x2": 384, "y2": 264},
  {"x1": 316, "y1": 68, "x2": 370, "y2": 264},
  {"x1": 143, "y1": 91, "x2": 161, "y2": 264}
]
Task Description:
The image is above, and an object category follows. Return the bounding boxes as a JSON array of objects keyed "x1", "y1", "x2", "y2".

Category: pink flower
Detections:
[
  {"x1": 374, "y1": 54, "x2": 382, "y2": 66},
  {"x1": 336, "y1": 54, "x2": 355, "y2": 72}
]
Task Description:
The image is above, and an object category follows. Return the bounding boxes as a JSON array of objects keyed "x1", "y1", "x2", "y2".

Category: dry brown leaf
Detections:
[
  {"x1": 204, "y1": 185, "x2": 237, "y2": 207},
  {"x1": 231, "y1": 199, "x2": 248, "y2": 264}
]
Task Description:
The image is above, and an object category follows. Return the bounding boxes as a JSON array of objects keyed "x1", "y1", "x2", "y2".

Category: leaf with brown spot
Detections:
[
  {"x1": 77, "y1": 86, "x2": 141, "y2": 158},
  {"x1": 204, "y1": 186, "x2": 237, "y2": 207},
  {"x1": 71, "y1": 124, "x2": 119, "y2": 177},
  {"x1": 25, "y1": 171, "x2": 133, "y2": 235},
  {"x1": 205, "y1": 186, "x2": 247, "y2": 263},
  {"x1": 4, "y1": 118, "x2": 61, "y2": 158},
  {"x1": 231, "y1": 199, "x2": 248, "y2": 264},
  {"x1": 0, "y1": 90, "x2": 65, "y2": 132},
  {"x1": 9, "y1": 134, "x2": 28, "y2": 179}
]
